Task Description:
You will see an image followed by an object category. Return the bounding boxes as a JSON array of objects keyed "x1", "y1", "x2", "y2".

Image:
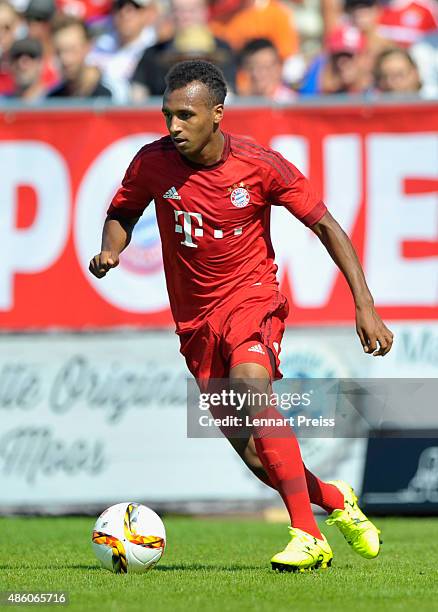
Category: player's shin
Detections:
[{"x1": 250, "y1": 406, "x2": 322, "y2": 540}]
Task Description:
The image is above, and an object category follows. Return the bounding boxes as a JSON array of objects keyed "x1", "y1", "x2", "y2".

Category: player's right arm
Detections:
[
  {"x1": 89, "y1": 215, "x2": 139, "y2": 278},
  {"x1": 88, "y1": 145, "x2": 154, "y2": 280}
]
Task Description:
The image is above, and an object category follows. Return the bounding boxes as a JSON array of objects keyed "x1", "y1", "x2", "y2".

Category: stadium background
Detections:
[{"x1": 1, "y1": 98, "x2": 437, "y2": 516}]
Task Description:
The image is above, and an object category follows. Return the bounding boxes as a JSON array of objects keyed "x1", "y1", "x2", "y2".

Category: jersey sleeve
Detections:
[
  {"x1": 266, "y1": 151, "x2": 327, "y2": 227},
  {"x1": 107, "y1": 148, "x2": 153, "y2": 219}
]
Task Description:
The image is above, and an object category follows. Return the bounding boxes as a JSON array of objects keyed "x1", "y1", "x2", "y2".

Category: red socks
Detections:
[
  {"x1": 304, "y1": 467, "x2": 344, "y2": 514},
  {"x1": 252, "y1": 407, "x2": 323, "y2": 540},
  {"x1": 248, "y1": 413, "x2": 344, "y2": 515},
  {"x1": 252, "y1": 463, "x2": 343, "y2": 514}
]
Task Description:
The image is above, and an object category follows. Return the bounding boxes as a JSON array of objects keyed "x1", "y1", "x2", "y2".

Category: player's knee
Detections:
[
  {"x1": 229, "y1": 363, "x2": 271, "y2": 412},
  {"x1": 230, "y1": 361, "x2": 270, "y2": 381}
]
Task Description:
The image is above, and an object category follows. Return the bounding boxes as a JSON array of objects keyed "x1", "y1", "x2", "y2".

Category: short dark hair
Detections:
[
  {"x1": 165, "y1": 60, "x2": 227, "y2": 105},
  {"x1": 10, "y1": 37, "x2": 43, "y2": 60},
  {"x1": 240, "y1": 38, "x2": 279, "y2": 63},
  {"x1": 344, "y1": 0, "x2": 377, "y2": 10}
]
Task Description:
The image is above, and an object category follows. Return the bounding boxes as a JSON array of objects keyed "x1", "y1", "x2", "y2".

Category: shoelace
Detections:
[
  {"x1": 326, "y1": 511, "x2": 376, "y2": 546},
  {"x1": 326, "y1": 507, "x2": 367, "y2": 526}
]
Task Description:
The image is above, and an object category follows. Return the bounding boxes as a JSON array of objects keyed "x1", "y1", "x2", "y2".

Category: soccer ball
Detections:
[{"x1": 91, "y1": 502, "x2": 166, "y2": 573}]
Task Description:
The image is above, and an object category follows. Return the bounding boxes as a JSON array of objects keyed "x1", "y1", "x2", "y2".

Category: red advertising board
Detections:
[{"x1": 0, "y1": 102, "x2": 437, "y2": 330}]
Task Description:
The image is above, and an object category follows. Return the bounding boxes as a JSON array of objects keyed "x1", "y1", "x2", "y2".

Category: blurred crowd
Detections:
[{"x1": 0, "y1": 0, "x2": 437, "y2": 102}]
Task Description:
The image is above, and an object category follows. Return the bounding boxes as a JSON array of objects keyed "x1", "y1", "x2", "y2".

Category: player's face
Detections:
[{"x1": 162, "y1": 82, "x2": 223, "y2": 158}]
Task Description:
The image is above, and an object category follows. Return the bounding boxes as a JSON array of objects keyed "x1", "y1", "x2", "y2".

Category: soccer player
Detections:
[{"x1": 89, "y1": 60, "x2": 394, "y2": 572}]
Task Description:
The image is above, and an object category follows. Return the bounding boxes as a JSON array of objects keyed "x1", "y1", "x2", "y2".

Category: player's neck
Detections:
[{"x1": 184, "y1": 131, "x2": 225, "y2": 167}]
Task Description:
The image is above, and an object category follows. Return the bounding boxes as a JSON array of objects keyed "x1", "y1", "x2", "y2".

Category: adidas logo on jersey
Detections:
[
  {"x1": 248, "y1": 343, "x2": 265, "y2": 355},
  {"x1": 163, "y1": 186, "x2": 181, "y2": 200}
]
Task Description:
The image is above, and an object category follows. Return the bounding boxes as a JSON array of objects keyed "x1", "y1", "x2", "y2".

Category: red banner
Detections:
[{"x1": 0, "y1": 102, "x2": 437, "y2": 330}]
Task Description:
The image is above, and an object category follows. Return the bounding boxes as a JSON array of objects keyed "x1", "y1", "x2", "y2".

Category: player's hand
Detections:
[
  {"x1": 89, "y1": 251, "x2": 120, "y2": 278},
  {"x1": 355, "y1": 304, "x2": 394, "y2": 356}
]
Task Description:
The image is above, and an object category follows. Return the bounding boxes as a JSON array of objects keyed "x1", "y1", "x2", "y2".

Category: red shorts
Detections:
[{"x1": 178, "y1": 285, "x2": 289, "y2": 383}]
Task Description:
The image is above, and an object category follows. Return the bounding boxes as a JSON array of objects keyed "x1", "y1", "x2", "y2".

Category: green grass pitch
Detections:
[{"x1": 1, "y1": 517, "x2": 438, "y2": 611}]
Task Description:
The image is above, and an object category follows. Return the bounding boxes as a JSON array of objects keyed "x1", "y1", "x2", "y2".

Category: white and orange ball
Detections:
[{"x1": 92, "y1": 502, "x2": 166, "y2": 573}]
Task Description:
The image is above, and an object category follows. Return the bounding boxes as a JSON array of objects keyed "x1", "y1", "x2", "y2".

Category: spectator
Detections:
[
  {"x1": 0, "y1": 0, "x2": 18, "y2": 54},
  {"x1": 48, "y1": 15, "x2": 112, "y2": 97},
  {"x1": 238, "y1": 38, "x2": 296, "y2": 101},
  {"x1": 300, "y1": 24, "x2": 370, "y2": 94},
  {"x1": 323, "y1": 25, "x2": 370, "y2": 93},
  {"x1": 87, "y1": 0, "x2": 158, "y2": 83},
  {"x1": 374, "y1": 47, "x2": 422, "y2": 94},
  {"x1": 411, "y1": 30, "x2": 438, "y2": 98},
  {"x1": 7, "y1": 37, "x2": 46, "y2": 100},
  {"x1": 24, "y1": 0, "x2": 60, "y2": 88},
  {"x1": 334, "y1": 0, "x2": 392, "y2": 97},
  {"x1": 209, "y1": 0, "x2": 299, "y2": 61},
  {"x1": 0, "y1": 0, "x2": 21, "y2": 94},
  {"x1": 130, "y1": 0, "x2": 236, "y2": 98},
  {"x1": 345, "y1": 0, "x2": 391, "y2": 55},
  {"x1": 378, "y1": 0, "x2": 438, "y2": 47}
]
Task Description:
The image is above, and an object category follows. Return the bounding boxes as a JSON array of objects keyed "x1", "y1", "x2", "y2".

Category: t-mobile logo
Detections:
[
  {"x1": 174, "y1": 211, "x2": 203, "y2": 248},
  {"x1": 174, "y1": 211, "x2": 243, "y2": 247}
]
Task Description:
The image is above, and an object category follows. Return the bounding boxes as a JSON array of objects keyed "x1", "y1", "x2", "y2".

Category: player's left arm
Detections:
[
  {"x1": 265, "y1": 149, "x2": 393, "y2": 356},
  {"x1": 311, "y1": 211, "x2": 394, "y2": 356}
]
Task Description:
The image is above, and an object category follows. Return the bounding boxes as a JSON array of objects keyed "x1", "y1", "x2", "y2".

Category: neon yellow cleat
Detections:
[
  {"x1": 325, "y1": 480, "x2": 381, "y2": 559},
  {"x1": 271, "y1": 527, "x2": 333, "y2": 573}
]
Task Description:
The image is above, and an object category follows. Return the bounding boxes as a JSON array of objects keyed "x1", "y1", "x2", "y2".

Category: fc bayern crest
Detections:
[{"x1": 230, "y1": 187, "x2": 250, "y2": 208}]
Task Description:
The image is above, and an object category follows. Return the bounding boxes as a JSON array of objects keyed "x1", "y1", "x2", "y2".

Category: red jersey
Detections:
[
  {"x1": 108, "y1": 133, "x2": 327, "y2": 334},
  {"x1": 378, "y1": 0, "x2": 438, "y2": 46}
]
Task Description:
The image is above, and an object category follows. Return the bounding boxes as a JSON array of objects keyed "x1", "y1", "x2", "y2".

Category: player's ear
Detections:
[{"x1": 213, "y1": 104, "x2": 224, "y2": 124}]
